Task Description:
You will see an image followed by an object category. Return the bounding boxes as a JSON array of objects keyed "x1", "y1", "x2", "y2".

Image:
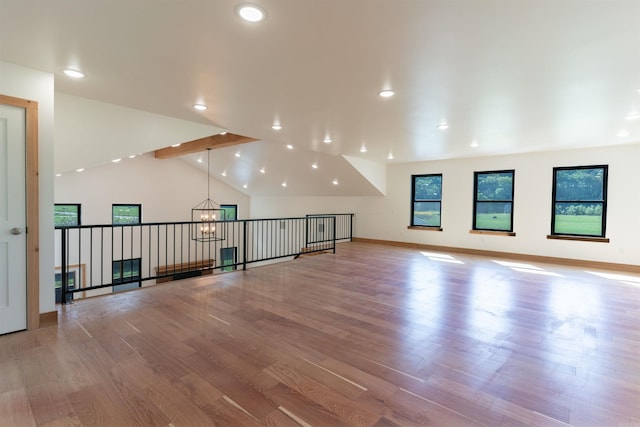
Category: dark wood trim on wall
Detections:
[
  {"x1": 0, "y1": 94, "x2": 40, "y2": 330},
  {"x1": 353, "y1": 237, "x2": 640, "y2": 274}
]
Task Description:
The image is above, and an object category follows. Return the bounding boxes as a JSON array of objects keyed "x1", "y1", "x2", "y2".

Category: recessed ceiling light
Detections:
[
  {"x1": 323, "y1": 136, "x2": 332, "y2": 144},
  {"x1": 272, "y1": 123, "x2": 282, "y2": 130},
  {"x1": 312, "y1": 163, "x2": 318, "y2": 169},
  {"x1": 237, "y1": 4, "x2": 266, "y2": 22},
  {"x1": 626, "y1": 112, "x2": 640, "y2": 120},
  {"x1": 360, "y1": 145, "x2": 367, "y2": 153},
  {"x1": 55, "y1": 173, "x2": 62, "y2": 177},
  {"x1": 193, "y1": 104, "x2": 207, "y2": 111},
  {"x1": 332, "y1": 179, "x2": 339, "y2": 185},
  {"x1": 197, "y1": 158, "x2": 203, "y2": 163},
  {"x1": 243, "y1": 184, "x2": 248, "y2": 189},
  {"x1": 387, "y1": 153, "x2": 394, "y2": 160},
  {"x1": 617, "y1": 130, "x2": 629, "y2": 137},
  {"x1": 281, "y1": 181, "x2": 287, "y2": 187},
  {"x1": 220, "y1": 131, "x2": 228, "y2": 135},
  {"x1": 234, "y1": 152, "x2": 241, "y2": 157},
  {"x1": 128, "y1": 154, "x2": 136, "y2": 159},
  {"x1": 437, "y1": 123, "x2": 449, "y2": 130},
  {"x1": 260, "y1": 167, "x2": 266, "y2": 174},
  {"x1": 378, "y1": 89, "x2": 395, "y2": 98},
  {"x1": 64, "y1": 68, "x2": 85, "y2": 78},
  {"x1": 470, "y1": 140, "x2": 479, "y2": 148},
  {"x1": 111, "y1": 158, "x2": 121, "y2": 163},
  {"x1": 171, "y1": 143, "x2": 181, "y2": 147},
  {"x1": 76, "y1": 168, "x2": 85, "y2": 172},
  {"x1": 286, "y1": 144, "x2": 293, "y2": 150}
]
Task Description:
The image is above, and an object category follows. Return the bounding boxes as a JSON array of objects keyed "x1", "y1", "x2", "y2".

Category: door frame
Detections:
[{"x1": 0, "y1": 94, "x2": 40, "y2": 330}]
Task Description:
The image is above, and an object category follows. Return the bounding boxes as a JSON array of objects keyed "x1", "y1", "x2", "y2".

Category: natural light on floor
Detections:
[
  {"x1": 492, "y1": 260, "x2": 564, "y2": 277},
  {"x1": 587, "y1": 271, "x2": 640, "y2": 288},
  {"x1": 420, "y1": 251, "x2": 464, "y2": 264}
]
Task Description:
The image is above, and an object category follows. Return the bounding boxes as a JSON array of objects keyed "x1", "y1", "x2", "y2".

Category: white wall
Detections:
[
  {"x1": 54, "y1": 93, "x2": 223, "y2": 174},
  {"x1": 0, "y1": 61, "x2": 56, "y2": 313},
  {"x1": 55, "y1": 153, "x2": 249, "y2": 223},
  {"x1": 252, "y1": 143, "x2": 640, "y2": 266}
]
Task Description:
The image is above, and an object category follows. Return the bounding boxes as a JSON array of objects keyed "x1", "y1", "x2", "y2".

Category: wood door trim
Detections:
[{"x1": 0, "y1": 94, "x2": 40, "y2": 330}]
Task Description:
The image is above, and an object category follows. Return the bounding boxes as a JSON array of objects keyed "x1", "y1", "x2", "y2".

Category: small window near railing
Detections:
[
  {"x1": 411, "y1": 174, "x2": 442, "y2": 228},
  {"x1": 113, "y1": 258, "x2": 141, "y2": 293},
  {"x1": 112, "y1": 204, "x2": 141, "y2": 224},
  {"x1": 54, "y1": 203, "x2": 81, "y2": 226},
  {"x1": 220, "y1": 204, "x2": 237, "y2": 221}
]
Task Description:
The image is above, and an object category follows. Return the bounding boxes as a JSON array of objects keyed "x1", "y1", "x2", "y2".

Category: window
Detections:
[
  {"x1": 473, "y1": 170, "x2": 514, "y2": 232},
  {"x1": 220, "y1": 204, "x2": 237, "y2": 221},
  {"x1": 112, "y1": 204, "x2": 141, "y2": 224},
  {"x1": 411, "y1": 174, "x2": 442, "y2": 227},
  {"x1": 220, "y1": 247, "x2": 237, "y2": 272},
  {"x1": 551, "y1": 165, "x2": 607, "y2": 237},
  {"x1": 112, "y1": 258, "x2": 141, "y2": 292},
  {"x1": 54, "y1": 203, "x2": 81, "y2": 226},
  {"x1": 54, "y1": 270, "x2": 76, "y2": 303}
]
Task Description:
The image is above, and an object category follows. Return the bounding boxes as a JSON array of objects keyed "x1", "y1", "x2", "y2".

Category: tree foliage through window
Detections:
[
  {"x1": 473, "y1": 170, "x2": 514, "y2": 232},
  {"x1": 411, "y1": 174, "x2": 442, "y2": 227},
  {"x1": 552, "y1": 166, "x2": 607, "y2": 237}
]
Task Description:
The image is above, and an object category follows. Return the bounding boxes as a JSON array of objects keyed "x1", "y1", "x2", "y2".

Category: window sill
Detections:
[
  {"x1": 469, "y1": 229, "x2": 516, "y2": 237},
  {"x1": 408, "y1": 226, "x2": 443, "y2": 232},
  {"x1": 547, "y1": 235, "x2": 609, "y2": 243}
]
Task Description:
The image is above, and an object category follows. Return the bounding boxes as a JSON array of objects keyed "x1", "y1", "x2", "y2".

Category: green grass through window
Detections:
[
  {"x1": 554, "y1": 214, "x2": 602, "y2": 236},
  {"x1": 475, "y1": 213, "x2": 511, "y2": 231},
  {"x1": 413, "y1": 211, "x2": 441, "y2": 227}
]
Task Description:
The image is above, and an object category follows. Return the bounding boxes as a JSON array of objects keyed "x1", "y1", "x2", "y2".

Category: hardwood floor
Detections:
[{"x1": 1, "y1": 241, "x2": 639, "y2": 426}]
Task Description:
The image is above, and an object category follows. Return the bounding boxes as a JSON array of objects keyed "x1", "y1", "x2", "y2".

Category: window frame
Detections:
[
  {"x1": 550, "y1": 165, "x2": 608, "y2": 238},
  {"x1": 112, "y1": 257, "x2": 142, "y2": 292},
  {"x1": 112, "y1": 203, "x2": 142, "y2": 225},
  {"x1": 472, "y1": 169, "x2": 515, "y2": 233},
  {"x1": 220, "y1": 204, "x2": 238, "y2": 221},
  {"x1": 54, "y1": 203, "x2": 81, "y2": 226},
  {"x1": 410, "y1": 173, "x2": 443, "y2": 228},
  {"x1": 220, "y1": 247, "x2": 237, "y2": 272}
]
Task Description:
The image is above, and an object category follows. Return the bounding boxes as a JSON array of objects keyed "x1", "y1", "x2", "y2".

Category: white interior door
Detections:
[{"x1": 0, "y1": 104, "x2": 27, "y2": 334}]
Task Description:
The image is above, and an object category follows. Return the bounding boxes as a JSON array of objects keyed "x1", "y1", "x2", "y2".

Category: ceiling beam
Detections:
[{"x1": 154, "y1": 133, "x2": 258, "y2": 159}]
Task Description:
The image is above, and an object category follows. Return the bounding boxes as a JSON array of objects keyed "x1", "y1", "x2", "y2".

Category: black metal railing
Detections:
[
  {"x1": 306, "y1": 213, "x2": 353, "y2": 242},
  {"x1": 55, "y1": 214, "x2": 353, "y2": 302}
]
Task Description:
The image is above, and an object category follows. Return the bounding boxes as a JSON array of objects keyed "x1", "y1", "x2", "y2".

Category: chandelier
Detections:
[{"x1": 192, "y1": 148, "x2": 225, "y2": 241}]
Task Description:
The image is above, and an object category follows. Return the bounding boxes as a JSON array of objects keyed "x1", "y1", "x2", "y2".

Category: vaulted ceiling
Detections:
[{"x1": 1, "y1": 0, "x2": 639, "y2": 196}]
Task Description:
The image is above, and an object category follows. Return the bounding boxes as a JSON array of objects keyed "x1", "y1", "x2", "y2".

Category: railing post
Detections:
[
  {"x1": 61, "y1": 228, "x2": 68, "y2": 305},
  {"x1": 242, "y1": 220, "x2": 248, "y2": 271},
  {"x1": 332, "y1": 216, "x2": 336, "y2": 253},
  {"x1": 305, "y1": 215, "x2": 310, "y2": 248},
  {"x1": 349, "y1": 213, "x2": 354, "y2": 241}
]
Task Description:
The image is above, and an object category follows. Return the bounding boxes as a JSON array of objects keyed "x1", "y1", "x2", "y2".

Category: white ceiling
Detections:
[{"x1": 2, "y1": 0, "x2": 640, "y2": 196}]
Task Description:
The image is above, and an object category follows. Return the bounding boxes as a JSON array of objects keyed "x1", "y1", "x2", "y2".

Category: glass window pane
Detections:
[
  {"x1": 476, "y1": 172, "x2": 513, "y2": 201},
  {"x1": 555, "y1": 168, "x2": 604, "y2": 201},
  {"x1": 411, "y1": 174, "x2": 443, "y2": 228},
  {"x1": 552, "y1": 165, "x2": 607, "y2": 237},
  {"x1": 54, "y1": 204, "x2": 80, "y2": 226},
  {"x1": 413, "y1": 201, "x2": 441, "y2": 227},
  {"x1": 475, "y1": 202, "x2": 512, "y2": 231},
  {"x1": 220, "y1": 204, "x2": 237, "y2": 221},
  {"x1": 554, "y1": 202, "x2": 603, "y2": 235},
  {"x1": 113, "y1": 258, "x2": 141, "y2": 283},
  {"x1": 414, "y1": 175, "x2": 442, "y2": 200},
  {"x1": 112, "y1": 204, "x2": 141, "y2": 224}
]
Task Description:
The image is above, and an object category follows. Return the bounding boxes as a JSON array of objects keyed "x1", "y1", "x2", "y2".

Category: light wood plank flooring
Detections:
[{"x1": 2, "y1": 241, "x2": 640, "y2": 426}]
